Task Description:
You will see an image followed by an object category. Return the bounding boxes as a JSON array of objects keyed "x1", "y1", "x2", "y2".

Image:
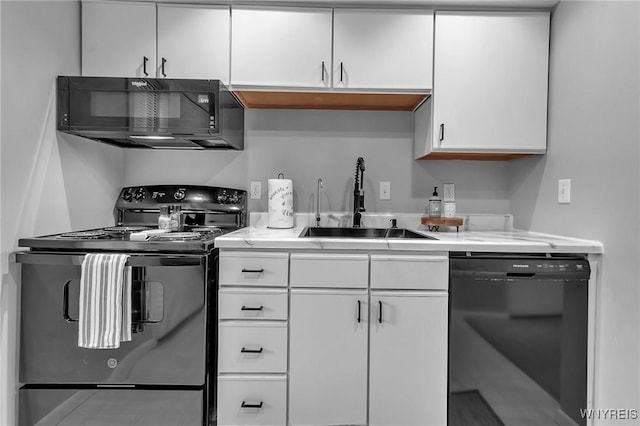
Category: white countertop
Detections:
[{"x1": 215, "y1": 213, "x2": 603, "y2": 254}]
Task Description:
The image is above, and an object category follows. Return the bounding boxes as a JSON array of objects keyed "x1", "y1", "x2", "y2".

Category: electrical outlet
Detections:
[
  {"x1": 379, "y1": 182, "x2": 391, "y2": 200},
  {"x1": 443, "y1": 183, "x2": 455, "y2": 202},
  {"x1": 558, "y1": 179, "x2": 571, "y2": 204},
  {"x1": 250, "y1": 181, "x2": 262, "y2": 199}
]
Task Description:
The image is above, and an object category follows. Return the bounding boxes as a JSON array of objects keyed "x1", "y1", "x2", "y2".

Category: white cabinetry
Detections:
[
  {"x1": 231, "y1": 7, "x2": 433, "y2": 92},
  {"x1": 369, "y1": 291, "x2": 448, "y2": 426},
  {"x1": 288, "y1": 252, "x2": 449, "y2": 426},
  {"x1": 218, "y1": 251, "x2": 289, "y2": 426},
  {"x1": 82, "y1": 1, "x2": 155, "y2": 78},
  {"x1": 333, "y1": 9, "x2": 433, "y2": 90},
  {"x1": 231, "y1": 7, "x2": 332, "y2": 88},
  {"x1": 82, "y1": 1, "x2": 230, "y2": 81},
  {"x1": 415, "y1": 11, "x2": 550, "y2": 160},
  {"x1": 156, "y1": 4, "x2": 230, "y2": 80},
  {"x1": 289, "y1": 289, "x2": 369, "y2": 425}
]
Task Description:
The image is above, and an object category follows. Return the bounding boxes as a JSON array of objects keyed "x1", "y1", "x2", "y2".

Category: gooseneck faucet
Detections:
[
  {"x1": 353, "y1": 157, "x2": 366, "y2": 227},
  {"x1": 316, "y1": 178, "x2": 324, "y2": 227}
]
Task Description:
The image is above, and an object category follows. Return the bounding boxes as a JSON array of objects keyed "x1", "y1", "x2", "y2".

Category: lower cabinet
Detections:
[
  {"x1": 218, "y1": 250, "x2": 449, "y2": 426},
  {"x1": 369, "y1": 292, "x2": 448, "y2": 426},
  {"x1": 217, "y1": 375, "x2": 287, "y2": 426},
  {"x1": 289, "y1": 289, "x2": 369, "y2": 425}
]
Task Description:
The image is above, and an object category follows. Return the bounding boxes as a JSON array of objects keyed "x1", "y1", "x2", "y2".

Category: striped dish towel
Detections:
[{"x1": 78, "y1": 253, "x2": 132, "y2": 349}]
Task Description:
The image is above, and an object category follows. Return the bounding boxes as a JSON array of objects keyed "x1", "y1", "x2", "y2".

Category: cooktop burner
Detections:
[
  {"x1": 152, "y1": 232, "x2": 203, "y2": 241},
  {"x1": 104, "y1": 226, "x2": 151, "y2": 236},
  {"x1": 57, "y1": 230, "x2": 110, "y2": 239}
]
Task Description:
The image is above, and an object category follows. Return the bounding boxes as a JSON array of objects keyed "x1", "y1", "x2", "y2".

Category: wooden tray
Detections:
[{"x1": 421, "y1": 217, "x2": 464, "y2": 232}]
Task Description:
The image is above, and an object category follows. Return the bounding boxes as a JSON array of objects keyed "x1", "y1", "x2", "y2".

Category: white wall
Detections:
[
  {"x1": 0, "y1": 1, "x2": 123, "y2": 424},
  {"x1": 124, "y1": 109, "x2": 511, "y2": 217},
  {"x1": 508, "y1": 0, "x2": 640, "y2": 422}
]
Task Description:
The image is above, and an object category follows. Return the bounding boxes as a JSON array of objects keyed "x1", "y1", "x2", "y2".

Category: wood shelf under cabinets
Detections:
[
  {"x1": 417, "y1": 152, "x2": 535, "y2": 161},
  {"x1": 233, "y1": 90, "x2": 429, "y2": 112}
]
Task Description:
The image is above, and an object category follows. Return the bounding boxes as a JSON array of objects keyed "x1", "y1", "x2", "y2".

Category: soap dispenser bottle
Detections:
[{"x1": 428, "y1": 187, "x2": 442, "y2": 218}]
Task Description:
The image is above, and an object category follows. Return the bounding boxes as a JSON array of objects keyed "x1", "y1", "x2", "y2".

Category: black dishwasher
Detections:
[{"x1": 448, "y1": 252, "x2": 590, "y2": 426}]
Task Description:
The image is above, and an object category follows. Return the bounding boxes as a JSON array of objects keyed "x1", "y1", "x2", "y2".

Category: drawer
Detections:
[
  {"x1": 290, "y1": 253, "x2": 369, "y2": 288},
  {"x1": 218, "y1": 322, "x2": 287, "y2": 373},
  {"x1": 217, "y1": 375, "x2": 287, "y2": 426},
  {"x1": 370, "y1": 254, "x2": 449, "y2": 290},
  {"x1": 219, "y1": 289, "x2": 288, "y2": 320},
  {"x1": 219, "y1": 251, "x2": 289, "y2": 287}
]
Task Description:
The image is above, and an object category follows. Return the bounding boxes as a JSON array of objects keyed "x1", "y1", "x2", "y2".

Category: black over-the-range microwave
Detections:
[{"x1": 57, "y1": 76, "x2": 244, "y2": 150}]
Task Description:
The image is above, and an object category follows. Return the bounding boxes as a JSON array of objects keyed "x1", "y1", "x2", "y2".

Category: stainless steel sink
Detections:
[{"x1": 299, "y1": 227, "x2": 437, "y2": 240}]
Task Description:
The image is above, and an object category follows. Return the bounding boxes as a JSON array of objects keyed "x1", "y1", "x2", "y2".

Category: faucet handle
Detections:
[{"x1": 390, "y1": 218, "x2": 398, "y2": 228}]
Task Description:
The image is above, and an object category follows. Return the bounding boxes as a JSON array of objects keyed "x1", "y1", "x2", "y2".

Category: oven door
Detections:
[
  {"x1": 17, "y1": 252, "x2": 209, "y2": 386},
  {"x1": 58, "y1": 76, "x2": 216, "y2": 136}
]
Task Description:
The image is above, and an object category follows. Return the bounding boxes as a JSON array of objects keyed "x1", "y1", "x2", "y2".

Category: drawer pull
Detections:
[
  {"x1": 241, "y1": 305, "x2": 264, "y2": 311},
  {"x1": 241, "y1": 347, "x2": 264, "y2": 354},
  {"x1": 241, "y1": 401, "x2": 264, "y2": 409},
  {"x1": 241, "y1": 268, "x2": 265, "y2": 273}
]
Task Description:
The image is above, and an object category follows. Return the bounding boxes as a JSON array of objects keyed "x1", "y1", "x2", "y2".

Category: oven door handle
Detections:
[
  {"x1": 63, "y1": 280, "x2": 78, "y2": 322},
  {"x1": 16, "y1": 252, "x2": 204, "y2": 267}
]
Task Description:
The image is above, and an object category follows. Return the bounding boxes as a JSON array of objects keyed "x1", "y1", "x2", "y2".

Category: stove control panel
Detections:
[{"x1": 117, "y1": 185, "x2": 247, "y2": 209}]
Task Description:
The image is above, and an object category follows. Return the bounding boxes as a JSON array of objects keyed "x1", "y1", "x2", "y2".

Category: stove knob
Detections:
[
  {"x1": 174, "y1": 189, "x2": 186, "y2": 201},
  {"x1": 229, "y1": 191, "x2": 240, "y2": 204},
  {"x1": 122, "y1": 188, "x2": 134, "y2": 202},
  {"x1": 133, "y1": 188, "x2": 146, "y2": 202},
  {"x1": 217, "y1": 190, "x2": 229, "y2": 204}
]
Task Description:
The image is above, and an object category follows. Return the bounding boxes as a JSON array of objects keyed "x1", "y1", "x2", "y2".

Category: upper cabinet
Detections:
[
  {"x1": 333, "y1": 9, "x2": 433, "y2": 91},
  {"x1": 230, "y1": 7, "x2": 432, "y2": 110},
  {"x1": 156, "y1": 4, "x2": 230, "y2": 81},
  {"x1": 415, "y1": 11, "x2": 550, "y2": 160},
  {"x1": 231, "y1": 7, "x2": 333, "y2": 88},
  {"x1": 82, "y1": 1, "x2": 230, "y2": 82},
  {"x1": 82, "y1": 1, "x2": 156, "y2": 78}
]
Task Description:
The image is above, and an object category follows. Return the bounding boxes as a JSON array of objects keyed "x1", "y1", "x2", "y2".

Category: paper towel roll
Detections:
[{"x1": 268, "y1": 177, "x2": 294, "y2": 228}]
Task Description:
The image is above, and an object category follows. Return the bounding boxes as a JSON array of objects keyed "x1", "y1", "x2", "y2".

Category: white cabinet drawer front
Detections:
[
  {"x1": 218, "y1": 375, "x2": 287, "y2": 426},
  {"x1": 219, "y1": 289, "x2": 288, "y2": 320},
  {"x1": 370, "y1": 254, "x2": 449, "y2": 290},
  {"x1": 290, "y1": 253, "x2": 369, "y2": 288},
  {"x1": 219, "y1": 322, "x2": 287, "y2": 373},
  {"x1": 220, "y1": 252, "x2": 289, "y2": 287}
]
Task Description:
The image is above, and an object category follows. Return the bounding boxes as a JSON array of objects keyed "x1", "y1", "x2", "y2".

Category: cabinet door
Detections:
[
  {"x1": 369, "y1": 292, "x2": 448, "y2": 426},
  {"x1": 333, "y1": 9, "x2": 433, "y2": 90},
  {"x1": 432, "y1": 11, "x2": 550, "y2": 153},
  {"x1": 231, "y1": 7, "x2": 332, "y2": 88},
  {"x1": 82, "y1": 0, "x2": 156, "y2": 77},
  {"x1": 157, "y1": 5, "x2": 230, "y2": 81},
  {"x1": 289, "y1": 289, "x2": 368, "y2": 425}
]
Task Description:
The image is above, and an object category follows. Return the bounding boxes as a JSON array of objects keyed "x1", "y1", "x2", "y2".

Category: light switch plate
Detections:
[
  {"x1": 250, "y1": 181, "x2": 262, "y2": 199},
  {"x1": 558, "y1": 179, "x2": 571, "y2": 204},
  {"x1": 380, "y1": 182, "x2": 391, "y2": 200}
]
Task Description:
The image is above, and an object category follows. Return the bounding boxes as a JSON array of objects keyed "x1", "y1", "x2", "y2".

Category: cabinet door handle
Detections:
[
  {"x1": 161, "y1": 57, "x2": 167, "y2": 77},
  {"x1": 340, "y1": 62, "x2": 344, "y2": 83},
  {"x1": 241, "y1": 305, "x2": 264, "y2": 311},
  {"x1": 62, "y1": 280, "x2": 78, "y2": 322},
  {"x1": 241, "y1": 401, "x2": 264, "y2": 409},
  {"x1": 143, "y1": 56, "x2": 149, "y2": 76},
  {"x1": 357, "y1": 300, "x2": 361, "y2": 323},
  {"x1": 321, "y1": 61, "x2": 325, "y2": 82},
  {"x1": 439, "y1": 123, "x2": 445, "y2": 142},
  {"x1": 241, "y1": 268, "x2": 264, "y2": 273},
  {"x1": 241, "y1": 347, "x2": 264, "y2": 354},
  {"x1": 378, "y1": 300, "x2": 383, "y2": 324}
]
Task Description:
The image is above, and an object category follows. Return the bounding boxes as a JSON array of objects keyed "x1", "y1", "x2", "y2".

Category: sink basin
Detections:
[{"x1": 299, "y1": 227, "x2": 437, "y2": 240}]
